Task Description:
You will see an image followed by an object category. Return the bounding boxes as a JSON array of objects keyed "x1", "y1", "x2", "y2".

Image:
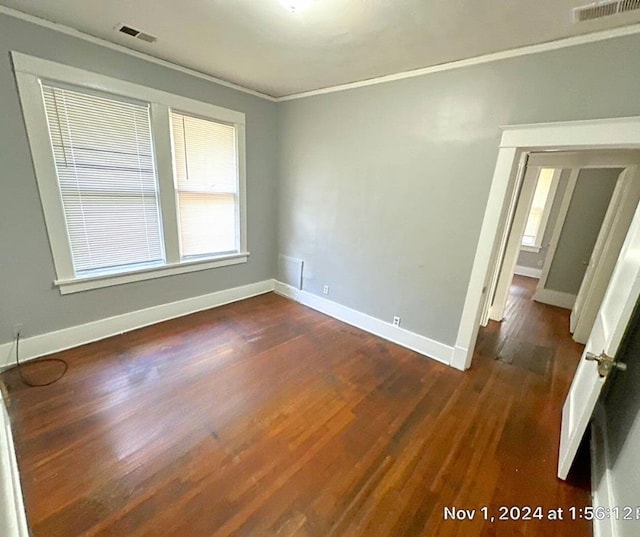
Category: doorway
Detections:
[
  {"x1": 452, "y1": 117, "x2": 640, "y2": 488},
  {"x1": 452, "y1": 117, "x2": 640, "y2": 372},
  {"x1": 486, "y1": 150, "x2": 640, "y2": 348}
]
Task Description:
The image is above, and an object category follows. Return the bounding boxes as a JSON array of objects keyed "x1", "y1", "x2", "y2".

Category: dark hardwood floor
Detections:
[{"x1": 1, "y1": 275, "x2": 590, "y2": 536}]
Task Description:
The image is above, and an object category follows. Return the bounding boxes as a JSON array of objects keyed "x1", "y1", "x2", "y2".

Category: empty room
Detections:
[{"x1": 1, "y1": 1, "x2": 640, "y2": 536}]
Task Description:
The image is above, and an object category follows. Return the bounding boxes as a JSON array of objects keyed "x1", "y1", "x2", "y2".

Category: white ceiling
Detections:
[{"x1": 2, "y1": 0, "x2": 640, "y2": 98}]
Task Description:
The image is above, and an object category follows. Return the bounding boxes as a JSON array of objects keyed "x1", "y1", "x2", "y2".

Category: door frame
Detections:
[
  {"x1": 492, "y1": 149, "x2": 640, "y2": 314},
  {"x1": 571, "y1": 164, "x2": 640, "y2": 342},
  {"x1": 533, "y1": 152, "x2": 640, "y2": 310},
  {"x1": 533, "y1": 168, "x2": 579, "y2": 307},
  {"x1": 451, "y1": 116, "x2": 640, "y2": 371},
  {"x1": 487, "y1": 164, "x2": 543, "y2": 322},
  {"x1": 491, "y1": 150, "x2": 640, "y2": 318}
]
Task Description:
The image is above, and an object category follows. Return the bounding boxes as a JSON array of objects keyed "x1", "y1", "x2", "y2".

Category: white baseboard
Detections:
[
  {"x1": 514, "y1": 265, "x2": 542, "y2": 279},
  {"x1": 0, "y1": 397, "x2": 29, "y2": 537},
  {"x1": 533, "y1": 288, "x2": 576, "y2": 309},
  {"x1": 0, "y1": 279, "x2": 274, "y2": 370},
  {"x1": 591, "y1": 403, "x2": 617, "y2": 537},
  {"x1": 274, "y1": 281, "x2": 453, "y2": 366},
  {"x1": 450, "y1": 346, "x2": 469, "y2": 371}
]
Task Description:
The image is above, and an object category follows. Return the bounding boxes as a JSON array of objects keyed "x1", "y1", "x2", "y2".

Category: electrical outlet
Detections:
[
  {"x1": 323, "y1": 285, "x2": 329, "y2": 295},
  {"x1": 13, "y1": 323, "x2": 24, "y2": 337},
  {"x1": 393, "y1": 316, "x2": 401, "y2": 327}
]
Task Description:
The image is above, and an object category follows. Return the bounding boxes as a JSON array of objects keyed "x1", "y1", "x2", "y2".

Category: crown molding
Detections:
[
  {"x1": 2, "y1": 5, "x2": 640, "y2": 104},
  {"x1": 276, "y1": 23, "x2": 640, "y2": 101},
  {"x1": 0, "y1": 5, "x2": 278, "y2": 102}
]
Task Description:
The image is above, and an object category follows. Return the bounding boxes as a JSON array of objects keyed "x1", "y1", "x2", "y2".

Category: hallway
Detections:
[{"x1": 477, "y1": 275, "x2": 586, "y2": 379}]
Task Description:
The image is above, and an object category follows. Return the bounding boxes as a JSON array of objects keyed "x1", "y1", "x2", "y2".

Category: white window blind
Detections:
[
  {"x1": 171, "y1": 112, "x2": 238, "y2": 258},
  {"x1": 42, "y1": 84, "x2": 163, "y2": 274},
  {"x1": 522, "y1": 168, "x2": 555, "y2": 247}
]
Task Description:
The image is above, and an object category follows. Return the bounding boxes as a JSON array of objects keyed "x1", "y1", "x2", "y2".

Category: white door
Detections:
[{"x1": 558, "y1": 201, "x2": 640, "y2": 479}]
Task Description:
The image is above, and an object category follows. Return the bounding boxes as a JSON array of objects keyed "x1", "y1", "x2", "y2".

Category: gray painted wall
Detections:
[
  {"x1": 602, "y1": 303, "x2": 640, "y2": 537},
  {"x1": 1, "y1": 13, "x2": 639, "y2": 522},
  {"x1": 517, "y1": 168, "x2": 570, "y2": 271},
  {"x1": 278, "y1": 34, "x2": 640, "y2": 346},
  {"x1": 545, "y1": 168, "x2": 620, "y2": 295},
  {"x1": 3, "y1": 10, "x2": 640, "y2": 354},
  {"x1": 0, "y1": 13, "x2": 278, "y2": 345}
]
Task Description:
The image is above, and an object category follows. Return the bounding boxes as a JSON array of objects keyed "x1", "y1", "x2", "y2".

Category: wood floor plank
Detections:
[{"x1": 1, "y1": 277, "x2": 591, "y2": 536}]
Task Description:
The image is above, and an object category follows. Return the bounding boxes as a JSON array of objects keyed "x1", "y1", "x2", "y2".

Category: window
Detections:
[
  {"x1": 171, "y1": 112, "x2": 238, "y2": 258},
  {"x1": 42, "y1": 85, "x2": 163, "y2": 275},
  {"x1": 13, "y1": 52, "x2": 247, "y2": 294},
  {"x1": 521, "y1": 168, "x2": 559, "y2": 252}
]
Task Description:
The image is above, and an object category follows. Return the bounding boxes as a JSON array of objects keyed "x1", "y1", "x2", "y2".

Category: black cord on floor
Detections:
[{"x1": 15, "y1": 332, "x2": 68, "y2": 387}]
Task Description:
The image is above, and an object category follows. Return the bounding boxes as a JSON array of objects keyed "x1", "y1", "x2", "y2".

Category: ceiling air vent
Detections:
[
  {"x1": 620, "y1": 0, "x2": 640, "y2": 12},
  {"x1": 573, "y1": 0, "x2": 640, "y2": 22},
  {"x1": 115, "y1": 23, "x2": 158, "y2": 43}
]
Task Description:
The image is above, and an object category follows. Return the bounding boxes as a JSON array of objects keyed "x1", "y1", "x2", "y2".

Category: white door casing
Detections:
[
  {"x1": 534, "y1": 168, "x2": 579, "y2": 306},
  {"x1": 488, "y1": 164, "x2": 540, "y2": 321},
  {"x1": 488, "y1": 150, "x2": 640, "y2": 326},
  {"x1": 453, "y1": 116, "x2": 640, "y2": 372},
  {"x1": 480, "y1": 152, "x2": 529, "y2": 327},
  {"x1": 571, "y1": 165, "x2": 640, "y2": 343}
]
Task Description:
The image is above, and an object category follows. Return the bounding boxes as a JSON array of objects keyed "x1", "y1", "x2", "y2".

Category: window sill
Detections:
[
  {"x1": 520, "y1": 245, "x2": 542, "y2": 253},
  {"x1": 54, "y1": 252, "x2": 250, "y2": 295}
]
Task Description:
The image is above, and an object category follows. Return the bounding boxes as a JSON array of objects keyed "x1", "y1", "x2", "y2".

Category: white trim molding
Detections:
[
  {"x1": 55, "y1": 253, "x2": 250, "y2": 295},
  {"x1": 451, "y1": 346, "x2": 470, "y2": 372},
  {"x1": 514, "y1": 265, "x2": 543, "y2": 279},
  {"x1": 277, "y1": 24, "x2": 640, "y2": 101},
  {"x1": 535, "y1": 169, "x2": 580, "y2": 298},
  {"x1": 452, "y1": 147, "x2": 519, "y2": 371},
  {"x1": 533, "y1": 289, "x2": 577, "y2": 309},
  {"x1": 3, "y1": 5, "x2": 640, "y2": 102},
  {"x1": 0, "y1": 279, "x2": 456, "y2": 373},
  {"x1": 12, "y1": 52, "x2": 249, "y2": 294},
  {"x1": 499, "y1": 117, "x2": 640, "y2": 149},
  {"x1": 0, "y1": 6, "x2": 276, "y2": 102},
  {"x1": 0, "y1": 280, "x2": 274, "y2": 370},
  {"x1": 0, "y1": 398, "x2": 29, "y2": 537},
  {"x1": 12, "y1": 52, "x2": 247, "y2": 124},
  {"x1": 274, "y1": 281, "x2": 454, "y2": 366},
  {"x1": 454, "y1": 116, "x2": 640, "y2": 371}
]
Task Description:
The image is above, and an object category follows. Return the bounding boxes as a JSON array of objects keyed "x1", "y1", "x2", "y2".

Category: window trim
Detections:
[
  {"x1": 54, "y1": 253, "x2": 249, "y2": 295},
  {"x1": 12, "y1": 52, "x2": 248, "y2": 294},
  {"x1": 520, "y1": 168, "x2": 561, "y2": 253}
]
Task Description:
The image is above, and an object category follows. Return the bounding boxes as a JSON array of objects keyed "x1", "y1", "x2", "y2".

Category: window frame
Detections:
[
  {"x1": 13, "y1": 52, "x2": 248, "y2": 294},
  {"x1": 520, "y1": 168, "x2": 561, "y2": 253},
  {"x1": 170, "y1": 109, "x2": 242, "y2": 260}
]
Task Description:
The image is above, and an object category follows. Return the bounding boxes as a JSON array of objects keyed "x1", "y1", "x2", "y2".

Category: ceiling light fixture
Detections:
[{"x1": 280, "y1": 0, "x2": 316, "y2": 13}]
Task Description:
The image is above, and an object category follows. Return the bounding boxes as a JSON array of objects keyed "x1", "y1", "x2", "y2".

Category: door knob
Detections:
[{"x1": 585, "y1": 351, "x2": 627, "y2": 377}]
